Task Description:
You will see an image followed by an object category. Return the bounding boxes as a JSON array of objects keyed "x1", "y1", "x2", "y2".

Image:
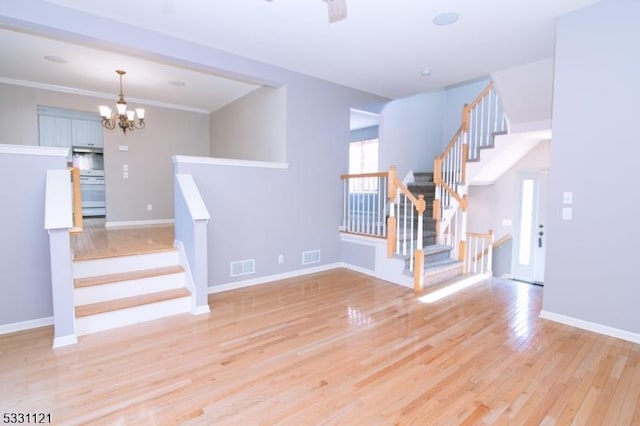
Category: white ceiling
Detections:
[{"x1": 0, "y1": 0, "x2": 600, "y2": 112}]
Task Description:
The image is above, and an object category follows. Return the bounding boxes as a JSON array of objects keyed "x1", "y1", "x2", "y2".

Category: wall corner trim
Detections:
[
  {"x1": 539, "y1": 310, "x2": 640, "y2": 344},
  {"x1": 0, "y1": 144, "x2": 68, "y2": 157},
  {"x1": 172, "y1": 155, "x2": 289, "y2": 169}
]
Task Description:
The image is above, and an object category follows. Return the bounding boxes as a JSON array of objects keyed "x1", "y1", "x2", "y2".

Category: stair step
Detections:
[
  {"x1": 413, "y1": 172, "x2": 434, "y2": 183},
  {"x1": 75, "y1": 288, "x2": 190, "y2": 318},
  {"x1": 73, "y1": 250, "x2": 180, "y2": 278},
  {"x1": 74, "y1": 265, "x2": 185, "y2": 288},
  {"x1": 424, "y1": 259, "x2": 464, "y2": 287}
]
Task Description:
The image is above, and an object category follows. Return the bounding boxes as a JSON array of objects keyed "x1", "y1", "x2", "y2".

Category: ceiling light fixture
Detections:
[
  {"x1": 420, "y1": 68, "x2": 432, "y2": 76},
  {"x1": 99, "y1": 70, "x2": 145, "y2": 134},
  {"x1": 432, "y1": 12, "x2": 459, "y2": 26}
]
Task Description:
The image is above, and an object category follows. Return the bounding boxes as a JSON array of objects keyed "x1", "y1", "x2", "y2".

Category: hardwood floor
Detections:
[
  {"x1": 1, "y1": 269, "x2": 639, "y2": 424},
  {"x1": 71, "y1": 219, "x2": 174, "y2": 260}
]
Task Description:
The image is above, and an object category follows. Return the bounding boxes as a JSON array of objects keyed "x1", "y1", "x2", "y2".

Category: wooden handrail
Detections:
[
  {"x1": 470, "y1": 230, "x2": 505, "y2": 262},
  {"x1": 434, "y1": 179, "x2": 464, "y2": 206},
  {"x1": 395, "y1": 179, "x2": 420, "y2": 206},
  {"x1": 340, "y1": 171, "x2": 388, "y2": 180},
  {"x1": 69, "y1": 167, "x2": 83, "y2": 234},
  {"x1": 467, "y1": 82, "x2": 494, "y2": 111},
  {"x1": 467, "y1": 231, "x2": 494, "y2": 239},
  {"x1": 493, "y1": 233, "x2": 512, "y2": 250},
  {"x1": 440, "y1": 126, "x2": 464, "y2": 159}
]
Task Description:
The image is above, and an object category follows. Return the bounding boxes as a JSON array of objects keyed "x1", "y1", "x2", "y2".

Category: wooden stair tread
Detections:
[
  {"x1": 75, "y1": 288, "x2": 190, "y2": 317},
  {"x1": 74, "y1": 265, "x2": 185, "y2": 288},
  {"x1": 74, "y1": 247, "x2": 177, "y2": 262}
]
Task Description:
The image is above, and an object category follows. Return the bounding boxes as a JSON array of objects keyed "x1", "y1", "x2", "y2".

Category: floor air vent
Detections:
[
  {"x1": 230, "y1": 259, "x2": 255, "y2": 277},
  {"x1": 302, "y1": 250, "x2": 321, "y2": 265}
]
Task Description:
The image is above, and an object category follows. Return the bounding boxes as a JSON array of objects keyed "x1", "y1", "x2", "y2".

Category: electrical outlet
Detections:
[
  {"x1": 278, "y1": 254, "x2": 284, "y2": 264},
  {"x1": 147, "y1": 204, "x2": 152, "y2": 211},
  {"x1": 123, "y1": 171, "x2": 128, "y2": 179}
]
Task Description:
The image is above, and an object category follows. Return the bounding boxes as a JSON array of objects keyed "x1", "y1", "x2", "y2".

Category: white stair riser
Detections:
[
  {"x1": 73, "y1": 251, "x2": 180, "y2": 278},
  {"x1": 75, "y1": 296, "x2": 191, "y2": 336},
  {"x1": 74, "y1": 273, "x2": 186, "y2": 305}
]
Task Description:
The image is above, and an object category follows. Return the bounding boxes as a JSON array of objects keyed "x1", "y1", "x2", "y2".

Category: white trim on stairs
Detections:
[
  {"x1": 105, "y1": 219, "x2": 175, "y2": 228},
  {"x1": 539, "y1": 310, "x2": 640, "y2": 345}
]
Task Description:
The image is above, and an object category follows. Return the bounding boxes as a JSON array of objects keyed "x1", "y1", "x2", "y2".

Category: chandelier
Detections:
[{"x1": 99, "y1": 70, "x2": 145, "y2": 134}]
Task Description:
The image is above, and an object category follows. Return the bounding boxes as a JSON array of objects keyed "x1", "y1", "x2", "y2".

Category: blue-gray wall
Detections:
[
  {"x1": 0, "y1": 152, "x2": 66, "y2": 326},
  {"x1": 378, "y1": 79, "x2": 491, "y2": 179},
  {"x1": 379, "y1": 91, "x2": 445, "y2": 178},
  {"x1": 0, "y1": 2, "x2": 387, "y2": 294},
  {"x1": 543, "y1": 0, "x2": 640, "y2": 335},
  {"x1": 442, "y1": 77, "x2": 491, "y2": 149}
]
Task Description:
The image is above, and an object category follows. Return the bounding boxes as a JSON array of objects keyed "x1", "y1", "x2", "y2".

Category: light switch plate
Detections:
[
  {"x1": 562, "y1": 191, "x2": 573, "y2": 204},
  {"x1": 502, "y1": 219, "x2": 513, "y2": 227},
  {"x1": 562, "y1": 207, "x2": 572, "y2": 220},
  {"x1": 122, "y1": 164, "x2": 128, "y2": 171},
  {"x1": 118, "y1": 145, "x2": 129, "y2": 152}
]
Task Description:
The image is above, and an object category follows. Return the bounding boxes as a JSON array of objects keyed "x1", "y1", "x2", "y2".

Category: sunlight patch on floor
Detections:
[{"x1": 417, "y1": 274, "x2": 487, "y2": 304}]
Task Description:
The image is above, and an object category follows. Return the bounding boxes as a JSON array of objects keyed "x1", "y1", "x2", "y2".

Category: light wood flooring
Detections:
[
  {"x1": 1, "y1": 270, "x2": 639, "y2": 424},
  {"x1": 71, "y1": 218, "x2": 174, "y2": 260}
]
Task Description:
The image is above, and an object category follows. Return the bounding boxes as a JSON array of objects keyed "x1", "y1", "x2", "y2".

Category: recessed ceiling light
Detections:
[
  {"x1": 168, "y1": 80, "x2": 186, "y2": 87},
  {"x1": 433, "y1": 12, "x2": 459, "y2": 26},
  {"x1": 420, "y1": 68, "x2": 432, "y2": 76},
  {"x1": 44, "y1": 55, "x2": 67, "y2": 64}
]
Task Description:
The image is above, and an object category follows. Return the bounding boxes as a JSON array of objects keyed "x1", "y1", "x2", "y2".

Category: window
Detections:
[{"x1": 349, "y1": 139, "x2": 378, "y2": 192}]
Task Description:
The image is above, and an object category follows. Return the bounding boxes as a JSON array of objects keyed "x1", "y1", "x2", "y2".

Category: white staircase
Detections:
[
  {"x1": 73, "y1": 249, "x2": 192, "y2": 336},
  {"x1": 466, "y1": 129, "x2": 550, "y2": 185}
]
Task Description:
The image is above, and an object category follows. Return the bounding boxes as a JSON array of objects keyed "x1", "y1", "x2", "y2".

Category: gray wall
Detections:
[
  {"x1": 492, "y1": 58, "x2": 554, "y2": 131},
  {"x1": 378, "y1": 90, "x2": 445, "y2": 178},
  {"x1": 467, "y1": 141, "x2": 551, "y2": 277},
  {"x1": 103, "y1": 104, "x2": 209, "y2": 223},
  {"x1": 442, "y1": 77, "x2": 491, "y2": 149},
  {"x1": 0, "y1": 151, "x2": 66, "y2": 326},
  {"x1": 0, "y1": 83, "x2": 210, "y2": 223},
  {"x1": 176, "y1": 73, "x2": 385, "y2": 287},
  {"x1": 378, "y1": 79, "x2": 492, "y2": 179},
  {"x1": 210, "y1": 86, "x2": 286, "y2": 162},
  {"x1": 543, "y1": 0, "x2": 640, "y2": 334}
]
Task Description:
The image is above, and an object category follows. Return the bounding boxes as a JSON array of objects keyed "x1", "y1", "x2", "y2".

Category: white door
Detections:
[{"x1": 512, "y1": 172, "x2": 548, "y2": 284}]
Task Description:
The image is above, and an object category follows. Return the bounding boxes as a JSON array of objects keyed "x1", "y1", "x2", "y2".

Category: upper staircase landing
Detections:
[
  {"x1": 72, "y1": 218, "x2": 175, "y2": 260},
  {"x1": 466, "y1": 129, "x2": 551, "y2": 186}
]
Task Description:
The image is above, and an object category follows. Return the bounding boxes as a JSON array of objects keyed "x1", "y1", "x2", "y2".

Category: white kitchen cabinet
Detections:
[
  {"x1": 72, "y1": 119, "x2": 104, "y2": 148},
  {"x1": 38, "y1": 115, "x2": 73, "y2": 161}
]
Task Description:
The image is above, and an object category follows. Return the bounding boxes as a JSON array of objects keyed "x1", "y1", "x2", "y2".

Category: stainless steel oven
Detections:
[
  {"x1": 73, "y1": 147, "x2": 106, "y2": 217},
  {"x1": 79, "y1": 170, "x2": 105, "y2": 217}
]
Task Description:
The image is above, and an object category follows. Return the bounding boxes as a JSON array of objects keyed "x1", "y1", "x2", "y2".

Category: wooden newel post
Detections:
[
  {"x1": 414, "y1": 195, "x2": 426, "y2": 292},
  {"x1": 462, "y1": 104, "x2": 470, "y2": 132},
  {"x1": 387, "y1": 166, "x2": 397, "y2": 258},
  {"x1": 487, "y1": 229, "x2": 494, "y2": 274}
]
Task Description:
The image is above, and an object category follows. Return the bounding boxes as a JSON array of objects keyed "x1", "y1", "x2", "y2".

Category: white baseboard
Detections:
[
  {"x1": 53, "y1": 334, "x2": 78, "y2": 348},
  {"x1": 0, "y1": 316, "x2": 53, "y2": 335},
  {"x1": 192, "y1": 305, "x2": 211, "y2": 315},
  {"x1": 208, "y1": 263, "x2": 345, "y2": 294},
  {"x1": 105, "y1": 219, "x2": 175, "y2": 229},
  {"x1": 339, "y1": 262, "x2": 377, "y2": 278},
  {"x1": 539, "y1": 310, "x2": 640, "y2": 345}
]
